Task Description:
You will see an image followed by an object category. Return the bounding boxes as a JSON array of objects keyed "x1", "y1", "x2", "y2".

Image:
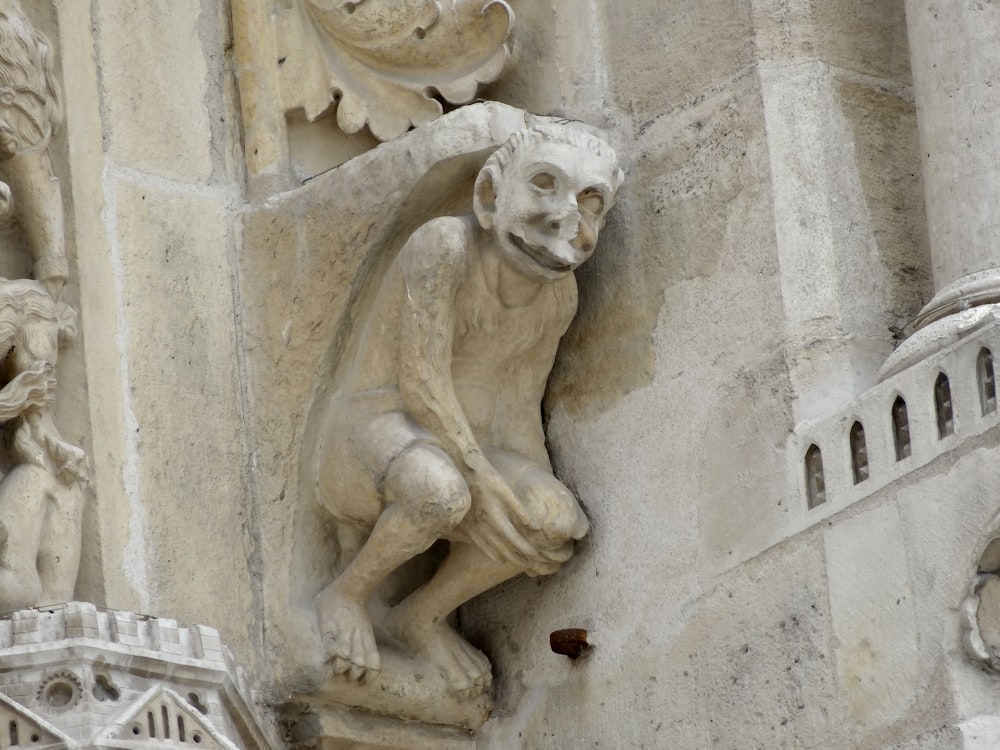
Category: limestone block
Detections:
[
  {"x1": 94, "y1": 0, "x2": 213, "y2": 182},
  {"x1": 104, "y1": 179, "x2": 254, "y2": 649},
  {"x1": 825, "y1": 502, "x2": 920, "y2": 733},
  {"x1": 887, "y1": 725, "x2": 965, "y2": 750},
  {"x1": 751, "y1": 0, "x2": 912, "y2": 82},
  {"x1": 599, "y1": 0, "x2": 755, "y2": 122},
  {"x1": 957, "y1": 717, "x2": 1000, "y2": 749},
  {"x1": 811, "y1": 0, "x2": 911, "y2": 81},
  {"x1": 475, "y1": 536, "x2": 842, "y2": 748},
  {"x1": 759, "y1": 60, "x2": 927, "y2": 421},
  {"x1": 286, "y1": 703, "x2": 476, "y2": 750},
  {"x1": 480, "y1": 0, "x2": 610, "y2": 126}
]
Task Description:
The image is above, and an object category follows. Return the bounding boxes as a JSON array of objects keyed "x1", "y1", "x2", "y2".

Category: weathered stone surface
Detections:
[
  {"x1": 94, "y1": 1, "x2": 215, "y2": 183},
  {"x1": 826, "y1": 503, "x2": 920, "y2": 731},
  {"x1": 0, "y1": 602, "x2": 273, "y2": 750},
  {"x1": 15, "y1": 1, "x2": 1000, "y2": 749},
  {"x1": 102, "y1": 179, "x2": 255, "y2": 652}
]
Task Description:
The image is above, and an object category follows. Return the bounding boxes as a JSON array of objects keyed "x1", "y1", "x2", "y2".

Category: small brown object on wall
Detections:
[{"x1": 549, "y1": 629, "x2": 592, "y2": 661}]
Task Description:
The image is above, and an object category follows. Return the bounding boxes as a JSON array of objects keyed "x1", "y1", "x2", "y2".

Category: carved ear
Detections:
[{"x1": 473, "y1": 166, "x2": 498, "y2": 230}]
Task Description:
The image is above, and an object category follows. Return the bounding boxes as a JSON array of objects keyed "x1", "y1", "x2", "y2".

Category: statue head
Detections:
[{"x1": 474, "y1": 124, "x2": 624, "y2": 282}]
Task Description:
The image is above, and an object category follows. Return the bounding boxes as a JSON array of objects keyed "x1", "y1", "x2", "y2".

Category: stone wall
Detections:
[
  {"x1": 47, "y1": 0, "x2": 262, "y2": 675},
  {"x1": 25, "y1": 0, "x2": 1000, "y2": 748}
]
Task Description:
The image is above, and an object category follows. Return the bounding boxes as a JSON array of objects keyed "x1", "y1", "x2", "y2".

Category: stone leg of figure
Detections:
[
  {"x1": 36, "y1": 478, "x2": 84, "y2": 604},
  {"x1": 0, "y1": 463, "x2": 51, "y2": 611},
  {"x1": 0, "y1": 180, "x2": 11, "y2": 219},
  {"x1": 382, "y1": 451, "x2": 589, "y2": 697},
  {"x1": 1, "y1": 148, "x2": 66, "y2": 298},
  {"x1": 315, "y1": 412, "x2": 473, "y2": 682}
]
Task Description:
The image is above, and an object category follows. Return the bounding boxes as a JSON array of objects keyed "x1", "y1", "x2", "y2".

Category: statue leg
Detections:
[
  {"x1": 37, "y1": 481, "x2": 84, "y2": 604},
  {"x1": 3, "y1": 149, "x2": 66, "y2": 298},
  {"x1": 0, "y1": 465, "x2": 48, "y2": 610},
  {"x1": 384, "y1": 542, "x2": 518, "y2": 697},
  {"x1": 384, "y1": 453, "x2": 589, "y2": 697},
  {"x1": 316, "y1": 442, "x2": 471, "y2": 681}
]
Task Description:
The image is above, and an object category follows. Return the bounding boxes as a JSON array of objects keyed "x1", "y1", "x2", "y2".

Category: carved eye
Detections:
[
  {"x1": 578, "y1": 188, "x2": 605, "y2": 215},
  {"x1": 530, "y1": 172, "x2": 556, "y2": 191}
]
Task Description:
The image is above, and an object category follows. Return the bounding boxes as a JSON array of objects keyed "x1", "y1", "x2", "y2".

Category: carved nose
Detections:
[{"x1": 548, "y1": 210, "x2": 580, "y2": 238}]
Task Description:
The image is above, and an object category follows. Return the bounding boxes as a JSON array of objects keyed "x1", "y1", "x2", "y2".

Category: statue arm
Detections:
[
  {"x1": 0, "y1": 360, "x2": 55, "y2": 422},
  {"x1": 494, "y1": 340, "x2": 558, "y2": 468},
  {"x1": 494, "y1": 278, "x2": 577, "y2": 466},
  {"x1": 396, "y1": 218, "x2": 482, "y2": 468},
  {"x1": 396, "y1": 218, "x2": 546, "y2": 569}
]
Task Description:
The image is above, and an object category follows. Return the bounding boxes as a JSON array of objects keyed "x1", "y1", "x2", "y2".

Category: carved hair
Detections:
[
  {"x1": 0, "y1": 278, "x2": 84, "y2": 485},
  {"x1": 0, "y1": 4, "x2": 62, "y2": 155},
  {"x1": 483, "y1": 123, "x2": 625, "y2": 194},
  {"x1": 0, "y1": 278, "x2": 71, "y2": 355}
]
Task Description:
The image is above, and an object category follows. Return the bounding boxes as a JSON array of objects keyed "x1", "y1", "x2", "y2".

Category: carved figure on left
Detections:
[
  {"x1": 0, "y1": 279, "x2": 87, "y2": 611},
  {"x1": 0, "y1": 7, "x2": 87, "y2": 611},
  {"x1": 308, "y1": 123, "x2": 623, "y2": 698},
  {"x1": 0, "y1": 1, "x2": 67, "y2": 299}
]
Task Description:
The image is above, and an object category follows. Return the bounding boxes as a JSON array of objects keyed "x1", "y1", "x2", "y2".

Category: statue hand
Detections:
[
  {"x1": 465, "y1": 464, "x2": 548, "y2": 574},
  {"x1": 10, "y1": 362, "x2": 56, "y2": 409}
]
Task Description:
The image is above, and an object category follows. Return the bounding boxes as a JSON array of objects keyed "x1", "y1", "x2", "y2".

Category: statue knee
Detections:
[
  {"x1": 516, "y1": 470, "x2": 589, "y2": 548},
  {"x1": 384, "y1": 444, "x2": 471, "y2": 529}
]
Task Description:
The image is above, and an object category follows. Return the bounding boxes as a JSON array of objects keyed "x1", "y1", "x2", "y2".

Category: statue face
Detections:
[{"x1": 488, "y1": 142, "x2": 616, "y2": 282}]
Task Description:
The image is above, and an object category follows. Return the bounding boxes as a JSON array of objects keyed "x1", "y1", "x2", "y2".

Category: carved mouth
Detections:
[{"x1": 508, "y1": 234, "x2": 573, "y2": 272}]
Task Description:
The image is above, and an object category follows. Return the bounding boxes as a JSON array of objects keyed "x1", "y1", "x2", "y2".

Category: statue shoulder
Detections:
[{"x1": 399, "y1": 215, "x2": 477, "y2": 275}]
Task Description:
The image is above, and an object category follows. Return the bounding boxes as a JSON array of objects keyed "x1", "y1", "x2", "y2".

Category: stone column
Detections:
[{"x1": 883, "y1": 1, "x2": 1000, "y2": 377}]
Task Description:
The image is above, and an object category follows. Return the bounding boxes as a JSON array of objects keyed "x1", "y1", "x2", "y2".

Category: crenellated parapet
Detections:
[
  {"x1": 0, "y1": 602, "x2": 272, "y2": 750},
  {"x1": 786, "y1": 311, "x2": 1000, "y2": 536}
]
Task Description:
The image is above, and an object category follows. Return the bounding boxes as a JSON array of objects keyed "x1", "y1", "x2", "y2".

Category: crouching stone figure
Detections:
[{"x1": 309, "y1": 123, "x2": 623, "y2": 697}]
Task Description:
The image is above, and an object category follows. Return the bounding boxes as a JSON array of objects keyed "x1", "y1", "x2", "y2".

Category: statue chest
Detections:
[{"x1": 451, "y1": 271, "x2": 552, "y2": 367}]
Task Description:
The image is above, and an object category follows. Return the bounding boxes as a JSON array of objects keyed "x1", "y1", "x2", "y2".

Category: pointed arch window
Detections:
[
  {"x1": 849, "y1": 421, "x2": 868, "y2": 484},
  {"x1": 979, "y1": 348, "x2": 997, "y2": 416},
  {"x1": 805, "y1": 444, "x2": 826, "y2": 509},
  {"x1": 892, "y1": 396, "x2": 911, "y2": 460},
  {"x1": 934, "y1": 372, "x2": 954, "y2": 438}
]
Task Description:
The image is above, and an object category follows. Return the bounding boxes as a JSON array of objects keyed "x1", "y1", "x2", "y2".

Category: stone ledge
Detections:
[
  {"x1": 0, "y1": 603, "x2": 273, "y2": 750},
  {"x1": 781, "y1": 315, "x2": 1000, "y2": 539},
  {"x1": 283, "y1": 701, "x2": 476, "y2": 750}
]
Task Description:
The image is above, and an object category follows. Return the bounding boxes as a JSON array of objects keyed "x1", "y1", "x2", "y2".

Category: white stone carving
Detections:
[
  {"x1": 0, "y1": 279, "x2": 88, "y2": 613},
  {"x1": 0, "y1": 6, "x2": 90, "y2": 613},
  {"x1": 783, "y1": 314, "x2": 1000, "y2": 542},
  {"x1": 304, "y1": 123, "x2": 623, "y2": 715},
  {"x1": 0, "y1": 1, "x2": 68, "y2": 299},
  {"x1": 0, "y1": 602, "x2": 272, "y2": 750},
  {"x1": 277, "y1": 0, "x2": 514, "y2": 140}
]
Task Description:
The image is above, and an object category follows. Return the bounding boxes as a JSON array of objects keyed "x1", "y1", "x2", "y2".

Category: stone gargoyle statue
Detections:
[{"x1": 307, "y1": 123, "x2": 623, "y2": 697}]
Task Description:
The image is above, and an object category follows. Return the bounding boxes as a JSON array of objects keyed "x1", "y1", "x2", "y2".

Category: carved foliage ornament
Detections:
[{"x1": 277, "y1": 0, "x2": 514, "y2": 140}]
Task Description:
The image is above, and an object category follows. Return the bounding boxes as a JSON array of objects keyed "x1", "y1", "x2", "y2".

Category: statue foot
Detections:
[
  {"x1": 315, "y1": 582, "x2": 380, "y2": 682},
  {"x1": 384, "y1": 609, "x2": 492, "y2": 699}
]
